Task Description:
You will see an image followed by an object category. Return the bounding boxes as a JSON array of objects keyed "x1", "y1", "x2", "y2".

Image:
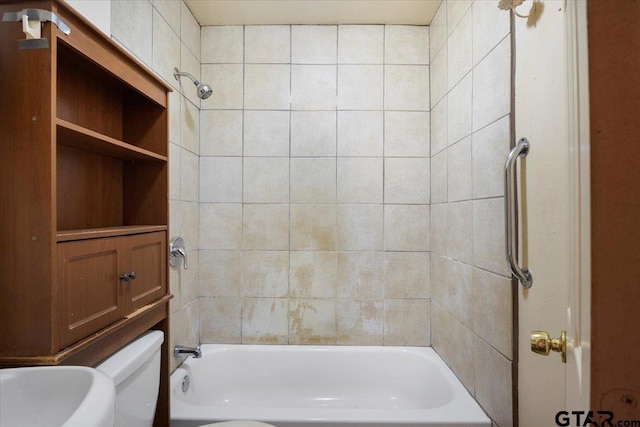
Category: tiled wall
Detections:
[
  {"x1": 198, "y1": 25, "x2": 432, "y2": 346},
  {"x1": 109, "y1": 0, "x2": 201, "y2": 372},
  {"x1": 428, "y1": 1, "x2": 514, "y2": 427}
]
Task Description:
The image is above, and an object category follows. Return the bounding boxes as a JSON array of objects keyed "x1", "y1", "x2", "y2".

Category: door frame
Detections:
[{"x1": 565, "y1": 0, "x2": 591, "y2": 411}]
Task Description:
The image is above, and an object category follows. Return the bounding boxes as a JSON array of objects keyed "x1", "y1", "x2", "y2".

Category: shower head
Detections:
[
  {"x1": 196, "y1": 82, "x2": 213, "y2": 100},
  {"x1": 173, "y1": 67, "x2": 213, "y2": 100}
]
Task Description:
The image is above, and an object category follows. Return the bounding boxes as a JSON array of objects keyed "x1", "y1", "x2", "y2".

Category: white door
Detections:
[{"x1": 514, "y1": 1, "x2": 590, "y2": 426}]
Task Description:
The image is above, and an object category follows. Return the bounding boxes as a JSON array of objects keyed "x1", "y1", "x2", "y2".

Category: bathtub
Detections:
[{"x1": 170, "y1": 345, "x2": 491, "y2": 427}]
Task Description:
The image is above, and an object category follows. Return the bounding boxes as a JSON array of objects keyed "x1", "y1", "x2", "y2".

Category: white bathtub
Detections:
[{"x1": 170, "y1": 345, "x2": 490, "y2": 427}]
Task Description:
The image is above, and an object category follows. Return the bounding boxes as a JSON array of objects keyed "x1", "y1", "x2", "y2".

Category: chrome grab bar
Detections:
[{"x1": 504, "y1": 137, "x2": 533, "y2": 289}]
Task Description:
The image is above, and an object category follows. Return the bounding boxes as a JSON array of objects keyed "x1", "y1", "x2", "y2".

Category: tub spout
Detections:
[{"x1": 174, "y1": 344, "x2": 202, "y2": 359}]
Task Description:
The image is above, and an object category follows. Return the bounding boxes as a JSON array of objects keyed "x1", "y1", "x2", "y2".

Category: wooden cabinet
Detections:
[
  {"x1": 58, "y1": 232, "x2": 167, "y2": 349},
  {"x1": 0, "y1": 4, "x2": 173, "y2": 423}
]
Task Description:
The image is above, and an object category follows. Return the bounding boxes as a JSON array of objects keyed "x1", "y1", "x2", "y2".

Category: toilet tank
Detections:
[{"x1": 96, "y1": 331, "x2": 164, "y2": 427}]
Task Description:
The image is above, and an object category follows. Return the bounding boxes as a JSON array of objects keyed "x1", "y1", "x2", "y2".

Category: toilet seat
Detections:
[{"x1": 199, "y1": 422, "x2": 275, "y2": 427}]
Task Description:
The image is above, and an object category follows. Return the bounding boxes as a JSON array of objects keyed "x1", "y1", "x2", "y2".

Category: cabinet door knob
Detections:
[{"x1": 119, "y1": 272, "x2": 137, "y2": 281}]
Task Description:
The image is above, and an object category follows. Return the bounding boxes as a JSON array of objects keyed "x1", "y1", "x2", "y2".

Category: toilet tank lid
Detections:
[{"x1": 96, "y1": 331, "x2": 164, "y2": 386}]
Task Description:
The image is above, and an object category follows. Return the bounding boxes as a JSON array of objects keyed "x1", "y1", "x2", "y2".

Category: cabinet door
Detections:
[
  {"x1": 58, "y1": 237, "x2": 127, "y2": 349},
  {"x1": 125, "y1": 232, "x2": 166, "y2": 312}
]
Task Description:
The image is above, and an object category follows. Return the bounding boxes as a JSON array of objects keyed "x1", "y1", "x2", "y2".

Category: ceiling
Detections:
[{"x1": 184, "y1": 0, "x2": 443, "y2": 26}]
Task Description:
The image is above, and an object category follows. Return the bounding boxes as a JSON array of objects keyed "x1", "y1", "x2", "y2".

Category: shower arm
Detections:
[{"x1": 173, "y1": 68, "x2": 201, "y2": 85}]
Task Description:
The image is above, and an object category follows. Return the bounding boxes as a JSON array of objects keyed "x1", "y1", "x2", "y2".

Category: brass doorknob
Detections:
[{"x1": 530, "y1": 330, "x2": 566, "y2": 363}]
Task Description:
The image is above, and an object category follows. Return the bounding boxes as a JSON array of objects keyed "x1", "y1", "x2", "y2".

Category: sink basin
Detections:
[{"x1": 0, "y1": 366, "x2": 115, "y2": 427}]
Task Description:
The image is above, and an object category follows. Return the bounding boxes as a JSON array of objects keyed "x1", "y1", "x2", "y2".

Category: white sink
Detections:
[{"x1": 0, "y1": 366, "x2": 115, "y2": 427}]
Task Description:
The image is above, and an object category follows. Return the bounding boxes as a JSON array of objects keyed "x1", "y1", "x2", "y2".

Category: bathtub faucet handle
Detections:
[{"x1": 169, "y1": 236, "x2": 188, "y2": 270}]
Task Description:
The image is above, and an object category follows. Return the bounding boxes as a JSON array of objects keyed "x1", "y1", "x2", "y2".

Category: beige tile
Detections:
[
  {"x1": 170, "y1": 300, "x2": 198, "y2": 368},
  {"x1": 291, "y1": 112, "x2": 337, "y2": 157},
  {"x1": 448, "y1": 73, "x2": 472, "y2": 146},
  {"x1": 111, "y1": 0, "x2": 152, "y2": 66},
  {"x1": 180, "y1": 96, "x2": 199, "y2": 155},
  {"x1": 242, "y1": 298, "x2": 289, "y2": 344},
  {"x1": 199, "y1": 203, "x2": 243, "y2": 249},
  {"x1": 384, "y1": 158, "x2": 430, "y2": 204},
  {"x1": 429, "y1": 2, "x2": 447, "y2": 62},
  {"x1": 430, "y1": 96, "x2": 448, "y2": 155},
  {"x1": 244, "y1": 64, "x2": 290, "y2": 110},
  {"x1": 180, "y1": 148, "x2": 198, "y2": 202},
  {"x1": 152, "y1": 9, "x2": 180, "y2": 89},
  {"x1": 337, "y1": 111, "x2": 384, "y2": 156},
  {"x1": 337, "y1": 252, "x2": 384, "y2": 298},
  {"x1": 152, "y1": 0, "x2": 180, "y2": 35},
  {"x1": 180, "y1": 45, "x2": 201, "y2": 108},
  {"x1": 201, "y1": 26, "x2": 243, "y2": 64},
  {"x1": 169, "y1": 200, "x2": 181, "y2": 242},
  {"x1": 291, "y1": 65, "x2": 337, "y2": 110},
  {"x1": 337, "y1": 65, "x2": 384, "y2": 110},
  {"x1": 337, "y1": 204, "x2": 384, "y2": 251},
  {"x1": 473, "y1": 115, "x2": 510, "y2": 199},
  {"x1": 430, "y1": 150, "x2": 449, "y2": 203},
  {"x1": 473, "y1": 0, "x2": 511, "y2": 66},
  {"x1": 384, "y1": 112, "x2": 430, "y2": 157},
  {"x1": 180, "y1": 201, "x2": 199, "y2": 251},
  {"x1": 384, "y1": 25, "x2": 429, "y2": 65},
  {"x1": 475, "y1": 337, "x2": 514, "y2": 427},
  {"x1": 384, "y1": 65, "x2": 430, "y2": 111},
  {"x1": 384, "y1": 252, "x2": 430, "y2": 299},
  {"x1": 290, "y1": 252, "x2": 337, "y2": 298},
  {"x1": 447, "y1": 7, "x2": 472, "y2": 90},
  {"x1": 289, "y1": 298, "x2": 336, "y2": 344},
  {"x1": 430, "y1": 45, "x2": 448, "y2": 108},
  {"x1": 290, "y1": 158, "x2": 337, "y2": 203},
  {"x1": 200, "y1": 110, "x2": 243, "y2": 156},
  {"x1": 430, "y1": 254, "x2": 449, "y2": 308},
  {"x1": 292, "y1": 25, "x2": 337, "y2": 64},
  {"x1": 448, "y1": 137, "x2": 472, "y2": 202},
  {"x1": 447, "y1": 260, "x2": 473, "y2": 326},
  {"x1": 430, "y1": 203, "x2": 448, "y2": 256},
  {"x1": 169, "y1": 143, "x2": 181, "y2": 200},
  {"x1": 430, "y1": 301, "x2": 451, "y2": 361},
  {"x1": 245, "y1": 25, "x2": 290, "y2": 63},
  {"x1": 243, "y1": 157, "x2": 289, "y2": 203},
  {"x1": 337, "y1": 158, "x2": 383, "y2": 203},
  {"x1": 243, "y1": 251, "x2": 289, "y2": 297},
  {"x1": 472, "y1": 37, "x2": 511, "y2": 132},
  {"x1": 201, "y1": 64, "x2": 243, "y2": 110},
  {"x1": 199, "y1": 250, "x2": 242, "y2": 297},
  {"x1": 243, "y1": 111, "x2": 290, "y2": 156},
  {"x1": 384, "y1": 299, "x2": 430, "y2": 346},
  {"x1": 336, "y1": 300, "x2": 384, "y2": 345},
  {"x1": 180, "y1": 1, "x2": 200, "y2": 60},
  {"x1": 290, "y1": 204, "x2": 336, "y2": 251},
  {"x1": 472, "y1": 267, "x2": 513, "y2": 358},
  {"x1": 243, "y1": 204, "x2": 289, "y2": 250},
  {"x1": 449, "y1": 317, "x2": 475, "y2": 392},
  {"x1": 199, "y1": 297, "x2": 242, "y2": 343},
  {"x1": 169, "y1": 266, "x2": 181, "y2": 314},
  {"x1": 338, "y1": 25, "x2": 384, "y2": 64},
  {"x1": 181, "y1": 250, "x2": 199, "y2": 304},
  {"x1": 473, "y1": 198, "x2": 510, "y2": 276},
  {"x1": 384, "y1": 205, "x2": 430, "y2": 251},
  {"x1": 199, "y1": 157, "x2": 242, "y2": 203},
  {"x1": 448, "y1": 201, "x2": 473, "y2": 264},
  {"x1": 447, "y1": 0, "x2": 473, "y2": 36},
  {"x1": 168, "y1": 90, "x2": 181, "y2": 145}
]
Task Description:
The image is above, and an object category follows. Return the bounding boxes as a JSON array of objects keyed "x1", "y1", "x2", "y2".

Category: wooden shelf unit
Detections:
[{"x1": 0, "y1": 1, "x2": 173, "y2": 425}]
